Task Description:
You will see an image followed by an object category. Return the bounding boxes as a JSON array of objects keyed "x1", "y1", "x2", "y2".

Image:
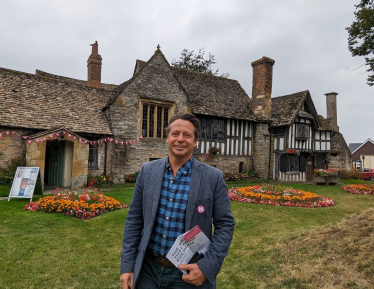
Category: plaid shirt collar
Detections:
[{"x1": 165, "y1": 156, "x2": 194, "y2": 176}]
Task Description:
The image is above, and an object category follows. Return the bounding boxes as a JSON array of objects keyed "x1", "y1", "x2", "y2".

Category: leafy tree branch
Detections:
[
  {"x1": 171, "y1": 48, "x2": 230, "y2": 78},
  {"x1": 346, "y1": 0, "x2": 374, "y2": 86}
]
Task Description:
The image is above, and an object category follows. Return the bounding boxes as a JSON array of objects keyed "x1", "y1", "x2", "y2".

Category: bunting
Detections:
[{"x1": 0, "y1": 130, "x2": 144, "y2": 147}]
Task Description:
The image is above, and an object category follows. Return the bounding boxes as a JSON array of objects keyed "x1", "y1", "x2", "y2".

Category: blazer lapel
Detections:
[
  {"x1": 185, "y1": 160, "x2": 201, "y2": 230},
  {"x1": 150, "y1": 159, "x2": 165, "y2": 219}
]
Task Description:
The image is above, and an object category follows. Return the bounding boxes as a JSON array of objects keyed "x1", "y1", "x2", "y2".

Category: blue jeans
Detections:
[{"x1": 136, "y1": 253, "x2": 185, "y2": 289}]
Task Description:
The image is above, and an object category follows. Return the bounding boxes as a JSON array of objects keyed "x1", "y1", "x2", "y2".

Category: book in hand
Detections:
[{"x1": 166, "y1": 225, "x2": 210, "y2": 274}]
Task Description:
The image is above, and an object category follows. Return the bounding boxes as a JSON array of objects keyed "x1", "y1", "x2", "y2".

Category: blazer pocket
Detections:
[{"x1": 195, "y1": 198, "x2": 212, "y2": 218}]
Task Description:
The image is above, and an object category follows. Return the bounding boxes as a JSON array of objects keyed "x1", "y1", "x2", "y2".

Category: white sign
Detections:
[
  {"x1": 8, "y1": 167, "x2": 40, "y2": 201},
  {"x1": 166, "y1": 225, "x2": 210, "y2": 274}
]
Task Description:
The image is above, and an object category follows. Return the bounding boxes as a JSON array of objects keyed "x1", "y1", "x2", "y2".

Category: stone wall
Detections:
[
  {"x1": 0, "y1": 127, "x2": 28, "y2": 168},
  {"x1": 252, "y1": 123, "x2": 271, "y2": 179},
  {"x1": 87, "y1": 142, "x2": 111, "y2": 178},
  {"x1": 328, "y1": 132, "x2": 351, "y2": 170},
  {"x1": 71, "y1": 141, "x2": 89, "y2": 188},
  {"x1": 194, "y1": 153, "x2": 253, "y2": 173},
  {"x1": 26, "y1": 140, "x2": 46, "y2": 183}
]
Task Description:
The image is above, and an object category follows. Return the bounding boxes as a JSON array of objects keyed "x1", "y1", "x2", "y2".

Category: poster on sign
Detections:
[{"x1": 8, "y1": 167, "x2": 42, "y2": 202}]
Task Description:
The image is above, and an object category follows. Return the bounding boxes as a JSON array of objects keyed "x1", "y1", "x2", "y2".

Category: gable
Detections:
[
  {"x1": 352, "y1": 138, "x2": 374, "y2": 155},
  {"x1": 108, "y1": 50, "x2": 189, "y2": 109},
  {"x1": 271, "y1": 90, "x2": 321, "y2": 129}
]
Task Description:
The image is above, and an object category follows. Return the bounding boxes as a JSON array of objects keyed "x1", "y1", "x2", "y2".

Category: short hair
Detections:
[{"x1": 166, "y1": 113, "x2": 200, "y2": 140}]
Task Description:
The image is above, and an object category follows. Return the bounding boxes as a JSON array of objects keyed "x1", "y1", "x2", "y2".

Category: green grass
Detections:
[
  {"x1": 0, "y1": 185, "x2": 10, "y2": 198},
  {"x1": 0, "y1": 182, "x2": 373, "y2": 288}
]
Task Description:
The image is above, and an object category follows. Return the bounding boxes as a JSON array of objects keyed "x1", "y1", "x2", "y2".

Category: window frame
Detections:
[
  {"x1": 296, "y1": 123, "x2": 309, "y2": 140},
  {"x1": 88, "y1": 143, "x2": 98, "y2": 169},
  {"x1": 141, "y1": 100, "x2": 172, "y2": 139},
  {"x1": 197, "y1": 116, "x2": 226, "y2": 141}
]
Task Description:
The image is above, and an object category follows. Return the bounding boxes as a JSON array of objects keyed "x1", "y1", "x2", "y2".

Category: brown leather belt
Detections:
[{"x1": 148, "y1": 251, "x2": 175, "y2": 268}]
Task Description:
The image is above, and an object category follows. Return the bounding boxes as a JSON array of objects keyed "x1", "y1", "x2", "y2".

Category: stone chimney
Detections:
[
  {"x1": 87, "y1": 41, "x2": 102, "y2": 89},
  {"x1": 325, "y1": 92, "x2": 339, "y2": 131},
  {"x1": 250, "y1": 56, "x2": 275, "y2": 120}
]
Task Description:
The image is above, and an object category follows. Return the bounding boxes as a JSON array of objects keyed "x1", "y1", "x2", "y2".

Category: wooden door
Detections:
[
  {"x1": 306, "y1": 155, "x2": 314, "y2": 181},
  {"x1": 47, "y1": 141, "x2": 65, "y2": 186}
]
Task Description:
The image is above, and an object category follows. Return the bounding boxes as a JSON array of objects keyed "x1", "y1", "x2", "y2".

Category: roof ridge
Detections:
[
  {"x1": 170, "y1": 66, "x2": 237, "y2": 81},
  {"x1": 272, "y1": 90, "x2": 309, "y2": 99}
]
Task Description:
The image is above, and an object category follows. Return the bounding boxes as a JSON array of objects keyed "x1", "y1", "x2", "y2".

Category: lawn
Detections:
[{"x1": 0, "y1": 181, "x2": 373, "y2": 288}]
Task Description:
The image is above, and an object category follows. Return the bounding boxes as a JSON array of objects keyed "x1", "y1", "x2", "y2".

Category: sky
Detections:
[{"x1": 1, "y1": 0, "x2": 372, "y2": 145}]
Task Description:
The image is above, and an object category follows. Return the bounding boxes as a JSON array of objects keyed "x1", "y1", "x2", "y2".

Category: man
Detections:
[{"x1": 120, "y1": 113, "x2": 235, "y2": 289}]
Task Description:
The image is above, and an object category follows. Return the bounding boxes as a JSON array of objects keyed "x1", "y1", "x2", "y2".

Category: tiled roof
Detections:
[
  {"x1": 271, "y1": 90, "x2": 323, "y2": 129},
  {"x1": 271, "y1": 91, "x2": 308, "y2": 126},
  {"x1": 298, "y1": 110, "x2": 313, "y2": 119},
  {"x1": 317, "y1": 115, "x2": 335, "y2": 131},
  {"x1": 35, "y1": 70, "x2": 117, "y2": 91},
  {"x1": 349, "y1": 143, "x2": 362, "y2": 153},
  {"x1": 171, "y1": 67, "x2": 255, "y2": 121},
  {"x1": 0, "y1": 67, "x2": 115, "y2": 135}
]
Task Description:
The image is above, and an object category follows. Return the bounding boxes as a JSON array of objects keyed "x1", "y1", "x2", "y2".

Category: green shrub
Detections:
[
  {"x1": 0, "y1": 157, "x2": 26, "y2": 186},
  {"x1": 340, "y1": 169, "x2": 361, "y2": 179}
]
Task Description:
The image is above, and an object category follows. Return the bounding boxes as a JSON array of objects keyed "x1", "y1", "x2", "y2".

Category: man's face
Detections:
[{"x1": 166, "y1": 119, "x2": 197, "y2": 161}]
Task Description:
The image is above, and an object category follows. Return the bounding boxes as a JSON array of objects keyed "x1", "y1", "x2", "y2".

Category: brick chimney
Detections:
[
  {"x1": 87, "y1": 41, "x2": 102, "y2": 89},
  {"x1": 250, "y1": 56, "x2": 275, "y2": 120},
  {"x1": 325, "y1": 92, "x2": 339, "y2": 131}
]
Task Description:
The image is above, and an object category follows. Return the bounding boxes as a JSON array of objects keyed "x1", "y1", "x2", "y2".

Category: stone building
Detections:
[{"x1": 0, "y1": 42, "x2": 351, "y2": 188}]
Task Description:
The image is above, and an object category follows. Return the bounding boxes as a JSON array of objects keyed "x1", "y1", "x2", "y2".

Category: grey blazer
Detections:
[{"x1": 120, "y1": 158, "x2": 235, "y2": 289}]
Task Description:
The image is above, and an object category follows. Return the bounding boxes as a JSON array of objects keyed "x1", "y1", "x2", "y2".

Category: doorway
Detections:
[
  {"x1": 44, "y1": 141, "x2": 65, "y2": 187},
  {"x1": 306, "y1": 155, "x2": 314, "y2": 182}
]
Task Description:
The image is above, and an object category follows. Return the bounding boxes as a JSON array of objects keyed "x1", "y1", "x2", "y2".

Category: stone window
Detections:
[
  {"x1": 88, "y1": 143, "x2": 98, "y2": 169},
  {"x1": 141, "y1": 101, "x2": 171, "y2": 138},
  {"x1": 197, "y1": 117, "x2": 225, "y2": 140}
]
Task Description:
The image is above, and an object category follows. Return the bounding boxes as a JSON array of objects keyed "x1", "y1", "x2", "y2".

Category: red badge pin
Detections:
[{"x1": 197, "y1": 205, "x2": 205, "y2": 213}]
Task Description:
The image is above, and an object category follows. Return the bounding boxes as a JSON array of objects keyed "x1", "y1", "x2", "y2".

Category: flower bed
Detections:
[
  {"x1": 313, "y1": 168, "x2": 339, "y2": 177},
  {"x1": 228, "y1": 184, "x2": 335, "y2": 207},
  {"x1": 25, "y1": 188, "x2": 128, "y2": 219},
  {"x1": 224, "y1": 171, "x2": 258, "y2": 181},
  {"x1": 342, "y1": 184, "x2": 374, "y2": 195}
]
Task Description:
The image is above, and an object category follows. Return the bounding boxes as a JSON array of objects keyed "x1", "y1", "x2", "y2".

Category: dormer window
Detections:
[{"x1": 296, "y1": 124, "x2": 309, "y2": 140}]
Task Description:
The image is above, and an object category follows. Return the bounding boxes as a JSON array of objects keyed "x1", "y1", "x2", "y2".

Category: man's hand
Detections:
[
  {"x1": 120, "y1": 272, "x2": 134, "y2": 289},
  {"x1": 179, "y1": 263, "x2": 206, "y2": 286}
]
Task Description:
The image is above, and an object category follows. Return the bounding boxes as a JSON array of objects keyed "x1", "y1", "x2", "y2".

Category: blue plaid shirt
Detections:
[{"x1": 148, "y1": 157, "x2": 194, "y2": 256}]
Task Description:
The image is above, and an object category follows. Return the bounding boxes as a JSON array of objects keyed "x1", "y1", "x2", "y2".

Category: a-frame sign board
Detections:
[{"x1": 8, "y1": 167, "x2": 43, "y2": 202}]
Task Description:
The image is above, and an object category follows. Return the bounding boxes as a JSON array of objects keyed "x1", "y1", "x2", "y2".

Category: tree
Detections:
[
  {"x1": 346, "y1": 0, "x2": 374, "y2": 86},
  {"x1": 171, "y1": 48, "x2": 230, "y2": 78}
]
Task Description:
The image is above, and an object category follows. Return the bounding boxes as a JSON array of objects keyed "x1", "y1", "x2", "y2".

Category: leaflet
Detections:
[{"x1": 166, "y1": 225, "x2": 210, "y2": 274}]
